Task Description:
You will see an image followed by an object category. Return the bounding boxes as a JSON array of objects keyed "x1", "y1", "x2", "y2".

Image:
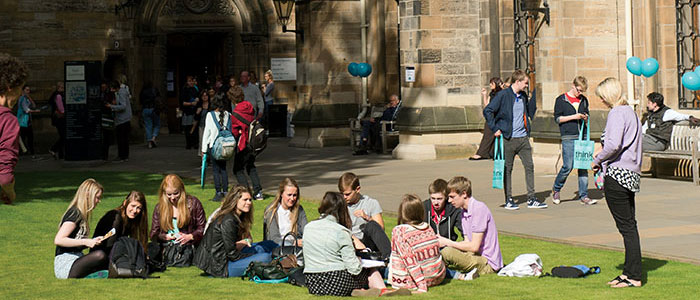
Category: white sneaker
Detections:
[{"x1": 455, "y1": 268, "x2": 479, "y2": 281}]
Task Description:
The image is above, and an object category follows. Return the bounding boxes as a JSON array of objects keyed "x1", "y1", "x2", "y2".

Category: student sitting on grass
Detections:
[
  {"x1": 338, "y1": 172, "x2": 391, "y2": 259},
  {"x1": 389, "y1": 194, "x2": 446, "y2": 293},
  {"x1": 91, "y1": 191, "x2": 149, "y2": 269},
  {"x1": 195, "y1": 185, "x2": 273, "y2": 277},
  {"x1": 263, "y1": 177, "x2": 308, "y2": 246},
  {"x1": 304, "y1": 192, "x2": 406, "y2": 297},
  {"x1": 150, "y1": 174, "x2": 206, "y2": 265},
  {"x1": 423, "y1": 179, "x2": 463, "y2": 241},
  {"x1": 54, "y1": 179, "x2": 105, "y2": 279},
  {"x1": 438, "y1": 176, "x2": 503, "y2": 280}
]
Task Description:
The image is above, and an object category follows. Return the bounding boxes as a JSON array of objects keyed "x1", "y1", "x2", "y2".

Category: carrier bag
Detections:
[
  {"x1": 492, "y1": 136, "x2": 505, "y2": 189},
  {"x1": 573, "y1": 118, "x2": 594, "y2": 169}
]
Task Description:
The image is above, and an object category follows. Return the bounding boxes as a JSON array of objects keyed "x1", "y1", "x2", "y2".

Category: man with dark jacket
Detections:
[
  {"x1": 423, "y1": 179, "x2": 462, "y2": 241},
  {"x1": 641, "y1": 92, "x2": 699, "y2": 151},
  {"x1": 483, "y1": 70, "x2": 543, "y2": 210}
]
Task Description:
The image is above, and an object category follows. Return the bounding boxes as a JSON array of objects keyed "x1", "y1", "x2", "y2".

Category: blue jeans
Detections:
[
  {"x1": 142, "y1": 108, "x2": 160, "y2": 141},
  {"x1": 553, "y1": 139, "x2": 588, "y2": 199},
  {"x1": 212, "y1": 158, "x2": 228, "y2": 193},
  {"x1": 227, "y1": 240, "x2": 277, "y2": 277}
]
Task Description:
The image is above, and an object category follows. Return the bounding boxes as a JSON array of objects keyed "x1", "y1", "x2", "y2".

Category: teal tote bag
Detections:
[
  {"x1": 492, "y1": 136, "x2": 505, "y2": 189},
  {"x1": 573, "y1": 118, "x2": 595, "y2": 169}
]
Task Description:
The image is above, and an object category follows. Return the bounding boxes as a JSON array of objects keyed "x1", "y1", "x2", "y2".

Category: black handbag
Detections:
[
  {"x1": 242, "y1": 259, "x2": 289, "y2": 280},
  {"x1": 271, "y1": 232, "x2": 303, "y2": 265},
  {"x1": 162, "y1": 242, "x2": 194, "y2": 267},
  {"x1": 287, "y1": 267, "x2": 306, "y2": 287}
]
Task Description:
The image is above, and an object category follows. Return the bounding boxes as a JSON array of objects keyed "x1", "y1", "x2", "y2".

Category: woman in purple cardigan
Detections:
[{"x1": 592, "y1": 77, "x2": 643, "y2": 288}]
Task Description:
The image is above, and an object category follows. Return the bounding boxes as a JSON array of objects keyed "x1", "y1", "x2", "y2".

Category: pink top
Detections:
[
  {"x1": 0, "y1": 106, "x2": 19, "y2": 184},
  {"x1": 55, "y1": 94, "x2": 64, "y2": 113},
  {"x1": 461, "y1": 197, "x2": 503, "y2": 271},
  {"x1": 389, "y1": 223, "x2": 445, "y2": 292}
]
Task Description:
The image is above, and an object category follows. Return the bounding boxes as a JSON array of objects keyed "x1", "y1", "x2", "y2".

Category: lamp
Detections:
[
  {"x1": 114, "y1": 0, "x2": 141, "y2": 20},
  {"x1": 273, "y1": 0, "x2": 304, "y2": 42}
]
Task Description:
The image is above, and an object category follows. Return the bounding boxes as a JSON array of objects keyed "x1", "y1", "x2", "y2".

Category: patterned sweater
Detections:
[{"x1": 389, "y1": 223, "x2": 445, "y2": 292}]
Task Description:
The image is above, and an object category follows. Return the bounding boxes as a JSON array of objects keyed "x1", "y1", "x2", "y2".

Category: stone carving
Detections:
[{"x1": 161, "y1": 0, "x2": 236, "y2": 16}]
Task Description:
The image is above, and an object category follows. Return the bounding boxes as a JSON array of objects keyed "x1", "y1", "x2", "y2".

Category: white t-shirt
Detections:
[
  {"x1": 277, "y1": 205, "x2": 292, "y2": 245},
  {"x1": 348, "y1": 195, "x2": 383, "y2": 239}
]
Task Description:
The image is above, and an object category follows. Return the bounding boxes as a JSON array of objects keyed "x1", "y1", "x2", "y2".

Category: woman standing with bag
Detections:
[
  {"x1": 150, "y1": 174, "x2": 206, "y2": 267},
  {"x1": 263, "y1": 177, "x2": 307, "y2": 246},
  {"x1": 470, "y1": 78, "x2": 502, "y2": 160},
  {"x1": 552, "y1": 76, "x2": 595, "y2": 205},
  {"x1": 592, "y1": 77, "x2": 643, "y2": 288},
  {"x1": 201, "y1": 93, "x2": 231, "y2": 202},
  {"x1": 17, "y1": 85, "x2": 38, "y2": 158}
]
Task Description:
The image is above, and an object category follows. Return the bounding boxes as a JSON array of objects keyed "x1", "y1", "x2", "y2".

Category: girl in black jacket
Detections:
[{"x1": 91, "y1": 191, "x2": 149, "y2": 268}]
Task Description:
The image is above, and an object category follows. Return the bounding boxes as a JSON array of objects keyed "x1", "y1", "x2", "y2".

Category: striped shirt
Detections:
[{"x1": 389, "y1": 223, "x2": 445, "y2": 292}]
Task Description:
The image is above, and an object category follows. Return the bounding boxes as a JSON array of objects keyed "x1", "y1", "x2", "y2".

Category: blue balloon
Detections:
[
  {"x1": 694, "y1": 65, "x2": 700, "y2": 73},
  {"x1": 626, "y1": 56, "x2": 642, "y2": 76},
  {"x1": 682, "y1": 71, "x2": 700, "y2": 91},
  {"x1": 641, "y1": 58, "x2": 659, "y2": 77},
  {"x1": 348, "y1": 62, "x2": 359, "y2": 77},
  {"x1": 357, "y1": 63, "x2": 372, "y2": 77}
]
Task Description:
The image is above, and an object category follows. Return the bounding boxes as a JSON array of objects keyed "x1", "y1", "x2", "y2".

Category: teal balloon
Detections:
[
  {"x1": 682, "y1": 71, "x2": 700, "y2": 91},
  {"x1": 357, "y1": 63, "x2": 371, "y2": 77},
  {"x1": 626, "y1": 56, "x2": 642, "y2": 76},
  {"x1": 641, "y1": 58, "x2": 659, "y2": 77},
  {"x1": 348, "y1": 62, "x2": 359, "y2": 76},
  {"x1": 694, "y1": 66, "x2": 700, "y2": 73}
]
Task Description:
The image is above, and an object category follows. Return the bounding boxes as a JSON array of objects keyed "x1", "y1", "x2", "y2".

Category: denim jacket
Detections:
[{"x1": 302, "y1": 215, "x2": 362, "y2": 275}]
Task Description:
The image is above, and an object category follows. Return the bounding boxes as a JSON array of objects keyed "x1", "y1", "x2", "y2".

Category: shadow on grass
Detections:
[
  {"x1": 614, "y1": 257, "x2": 667, "y2": 284},
  {"x1": 14, "y1": 171, "x2": 166, "y2": 205}
]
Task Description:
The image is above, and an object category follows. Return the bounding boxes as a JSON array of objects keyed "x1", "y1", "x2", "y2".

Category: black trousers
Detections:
[
  {"x1": 360, "y1": 220, "x2": 391, "y2": 259},
  {"x1": 604, "y1": 175, "x2": 642, "y2": 281},
  {"x1": 101, "y1": 129, "x2": 114, "y2": 160},
  {"x1": 51, "y1": 118, "x2": 66, "y2": 158},
  {"x1": 115, "y1": 122, "x2": 130, "y2": 160},
  {"x1": 183, "y1": 124, "x2": 198, "y2": 149},
  {"x1": 19, "y1": 126, "x2": 34, "y2": 155},
  {"x1": 474, "y1": 124, "x2": 494, "y2": 159}
]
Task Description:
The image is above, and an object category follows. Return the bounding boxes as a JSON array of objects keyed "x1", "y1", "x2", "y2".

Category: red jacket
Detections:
[
  {"x1": 0, "y1": 106, "x2": 19, "y2": 184},
  {"x1": 231, "y1": 101, "x2": 255, "y2": 152}
]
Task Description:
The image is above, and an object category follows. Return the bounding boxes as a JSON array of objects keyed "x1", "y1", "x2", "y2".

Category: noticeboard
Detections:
[
  {"x1": 64, "y1": 61, "x2": 102, "y2": 161},
  {"x1": 270, "y1": 58, "x2": 297, "y2": 81}
]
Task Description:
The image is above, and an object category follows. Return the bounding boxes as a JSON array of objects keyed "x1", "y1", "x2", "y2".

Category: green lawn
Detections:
[{"x1": 1, "y1": 171, "x2": 699, "y2": 299}]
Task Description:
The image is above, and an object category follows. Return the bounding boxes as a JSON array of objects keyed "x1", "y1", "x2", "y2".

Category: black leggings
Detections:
[{"x1": 68, "y1": 250, "x2": 108, "y2": 278}]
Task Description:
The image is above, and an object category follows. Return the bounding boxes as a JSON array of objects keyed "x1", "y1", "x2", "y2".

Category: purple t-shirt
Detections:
[{"x1": 460, "y1": 197, "x2": 503, "y2": 271}]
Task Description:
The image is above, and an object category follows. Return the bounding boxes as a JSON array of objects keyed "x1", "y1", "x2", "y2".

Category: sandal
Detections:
[
  {"x1": 611, "y1": 278, "x2": 640, "y2": 288},
  {"x1": 607, "y1": 275, "x2": 624, "y2": 285}
]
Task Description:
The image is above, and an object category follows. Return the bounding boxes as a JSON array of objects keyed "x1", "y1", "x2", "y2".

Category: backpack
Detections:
[
  {"x1": 209, "y1": 111, "x2": 237, "y2": 160},
  {"x1": 550, "y1": 265, "x2": 600, "y2": 278},
  {"x1": 497, "y1": 253, "x2": 543, "y2": 277},
  {"x1": 232, "y1": 112, "x2": 267, "y2": 154},
  {"x1": 108, "y1": 237, "x2": 148, "y2": 278}
]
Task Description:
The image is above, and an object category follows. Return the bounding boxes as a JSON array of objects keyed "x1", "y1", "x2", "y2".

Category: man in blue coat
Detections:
[{"x1": 483, "y1": 70, "x2": 545, "y2": 210}]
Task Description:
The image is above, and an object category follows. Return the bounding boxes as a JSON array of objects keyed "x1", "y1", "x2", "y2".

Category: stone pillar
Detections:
[
  {"x1": 289, "y1": 0, "x2": 363, "y2": 147},
  {"x1": 393, "y1": 0, "x2": 487, "y2": 160}
]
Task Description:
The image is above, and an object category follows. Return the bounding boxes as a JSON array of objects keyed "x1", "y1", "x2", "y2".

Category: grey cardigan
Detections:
[
  {"x1": 302, "y1": 215, "x2": 362, "y2": 275},
  {"x1": 263, "y1": 203, "x2": 308, "y2": 246},
  {"x1": 111, "y1": 85, "x2": 132, "y2": 126}
]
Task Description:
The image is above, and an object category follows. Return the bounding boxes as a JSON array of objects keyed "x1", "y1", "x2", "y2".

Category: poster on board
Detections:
[
  {"x1": 66, "y1": 65, "x2": 85, "y2": 81},
  {"x1": 66, "y1": 81, "x2": 87, "y2": 104},
  {"x1": 270, "y1": 58, "x2": 297, "y2": 81}
]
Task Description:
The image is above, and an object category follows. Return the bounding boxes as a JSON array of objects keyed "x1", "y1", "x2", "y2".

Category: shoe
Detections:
[
  {"x1": 211, "y1": 192, "x2": 223, "y2": 202},
  {"x1": 148, "y1": 141, "x2": 154, "y2": 149},
  {"x1": 689, "y1": 116, "x2": 700, "y2": 127},
  {"x1": 528, "y1": 199, "x2": 548, "y2": 209},
  {"x1": 353, "y1": 149, "x2": 368, "y2": 155},
  {"x1": 580, "y1": 197, "x2": 598, "y2": 205},
  {"x1": 454, "y1": 268, "x2": 480, "y2": 281},
  {"x1": 552, "y1": 191, "x2": 561, "y2": 205},
  {"x1": 504, "y1": 198, "x2": 519, "y2": 210},
  {"x1": 254, "y1": 192, "x2": 264, "y2": 201},
  {"x1": 48, "y1": 150, "x2": 58, "y2": 160},
  {"x1": 469, "y1": 155, "x2": 486, "y2": 161},
  {"x1": 151, "y1": 139, "x2": 158, "y2": 147}
]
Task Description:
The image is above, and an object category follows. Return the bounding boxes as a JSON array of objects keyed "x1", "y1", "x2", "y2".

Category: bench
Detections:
[
  {"x1": 349, "y1": 118, "x2": 400, "y2": 153},
  {"x1": 643, "y1": 122, "x2": 699, "y2": 185},
  {"x1": 380, "y1": 120, "x2": 399, "y2": 154}
]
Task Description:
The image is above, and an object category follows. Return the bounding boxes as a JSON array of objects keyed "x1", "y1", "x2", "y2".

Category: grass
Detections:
[{"x1": 1, "y1": 171, "x2": 700, "y2": 299}]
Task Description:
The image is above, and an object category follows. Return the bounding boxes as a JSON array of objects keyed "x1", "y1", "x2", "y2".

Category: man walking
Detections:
[
  {"x1": 483, "y1": 70, "x2": 544, "y2": 210},
  {"x1": 240, "y1": 71, "x2": 264, "y2": 119}
]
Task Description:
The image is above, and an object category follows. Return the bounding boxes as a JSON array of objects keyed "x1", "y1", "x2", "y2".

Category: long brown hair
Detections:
[
  {"x1": 397, "y1": 194, "x2": 425, "y2": 226},
  {"x1": 264, "y1": 178, "x2": 302, "y2": 234},
  {"x1": 60, "y1": 178, "x2": 103, "y2": 237},
  {"x1": 318, "y1": 192, "x2": 352, "y2": 230},
  {"x1": 118, "y1": 191, "x2": 148, "y2": 251},
  {"x1": 214, "y1": 185, "x2": 253, "y2": 238},
  {"x1": 156, "y1": 174, "x2": 190, "y2": 232}
]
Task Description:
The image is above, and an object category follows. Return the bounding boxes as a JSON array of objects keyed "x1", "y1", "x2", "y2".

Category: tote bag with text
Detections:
[
  {"x1": 573, "y1": 118, "x2": 595, "y2": 169},
  {"x1": 492, "y1": 136, "x2": 505, "y2": 189}
]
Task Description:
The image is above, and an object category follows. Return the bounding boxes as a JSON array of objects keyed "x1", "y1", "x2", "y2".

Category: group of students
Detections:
[{"x1": 53, "y1": 172, "x2": 504, "y2": 296}]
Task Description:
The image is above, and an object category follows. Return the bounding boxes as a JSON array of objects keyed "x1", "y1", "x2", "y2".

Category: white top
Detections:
[
  {"x1": 277, "y1": 205, "x2": 292, "y2": 244},
  {"x1": 642, "y1": 108, "x2": 690, "y2": 133},
  {"x1": 201, "y1": 111, "x2": 231, "y2": 153}
]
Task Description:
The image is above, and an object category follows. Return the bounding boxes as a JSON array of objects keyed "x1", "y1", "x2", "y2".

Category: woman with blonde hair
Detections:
[
  {"x1": 261, "y1": 70, "x2": 275, "y2": 127},
  {"x1": 53, "y1": 179, "x2": 105, "y2": 278},
  {"x1": 592, "y1": 77, "x2": 643, "y2": 288},
  {"x1": 195, "y1": 185, "x2": 272, "y2": 277},
  {"x1": 150, "y1": 174, "x2": 206, "y2": 266},
  {"x1": 92, "y1": 191, "x2": 149, "y2": 264},
  {"x1": 263, "y1": 177, "x2": 308, "y2": 246},
  {"x1": 389, "y1": 194, "x2": 445, "y2": 293}
]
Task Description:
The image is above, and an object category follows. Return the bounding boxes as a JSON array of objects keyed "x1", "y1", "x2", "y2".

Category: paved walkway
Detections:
[{"x1": 17, "y1": 134, "x2": 700, "y2": 264}]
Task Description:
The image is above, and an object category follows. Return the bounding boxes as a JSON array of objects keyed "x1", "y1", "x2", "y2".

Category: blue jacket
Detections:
[{"x1": 483, "y1": 87, "x2": 537, "y2": 139}]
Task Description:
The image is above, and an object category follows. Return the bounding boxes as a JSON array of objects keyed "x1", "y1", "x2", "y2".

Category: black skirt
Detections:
[{"x1": 305, "y1": 269, "x2": 370, "y2": 296}]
